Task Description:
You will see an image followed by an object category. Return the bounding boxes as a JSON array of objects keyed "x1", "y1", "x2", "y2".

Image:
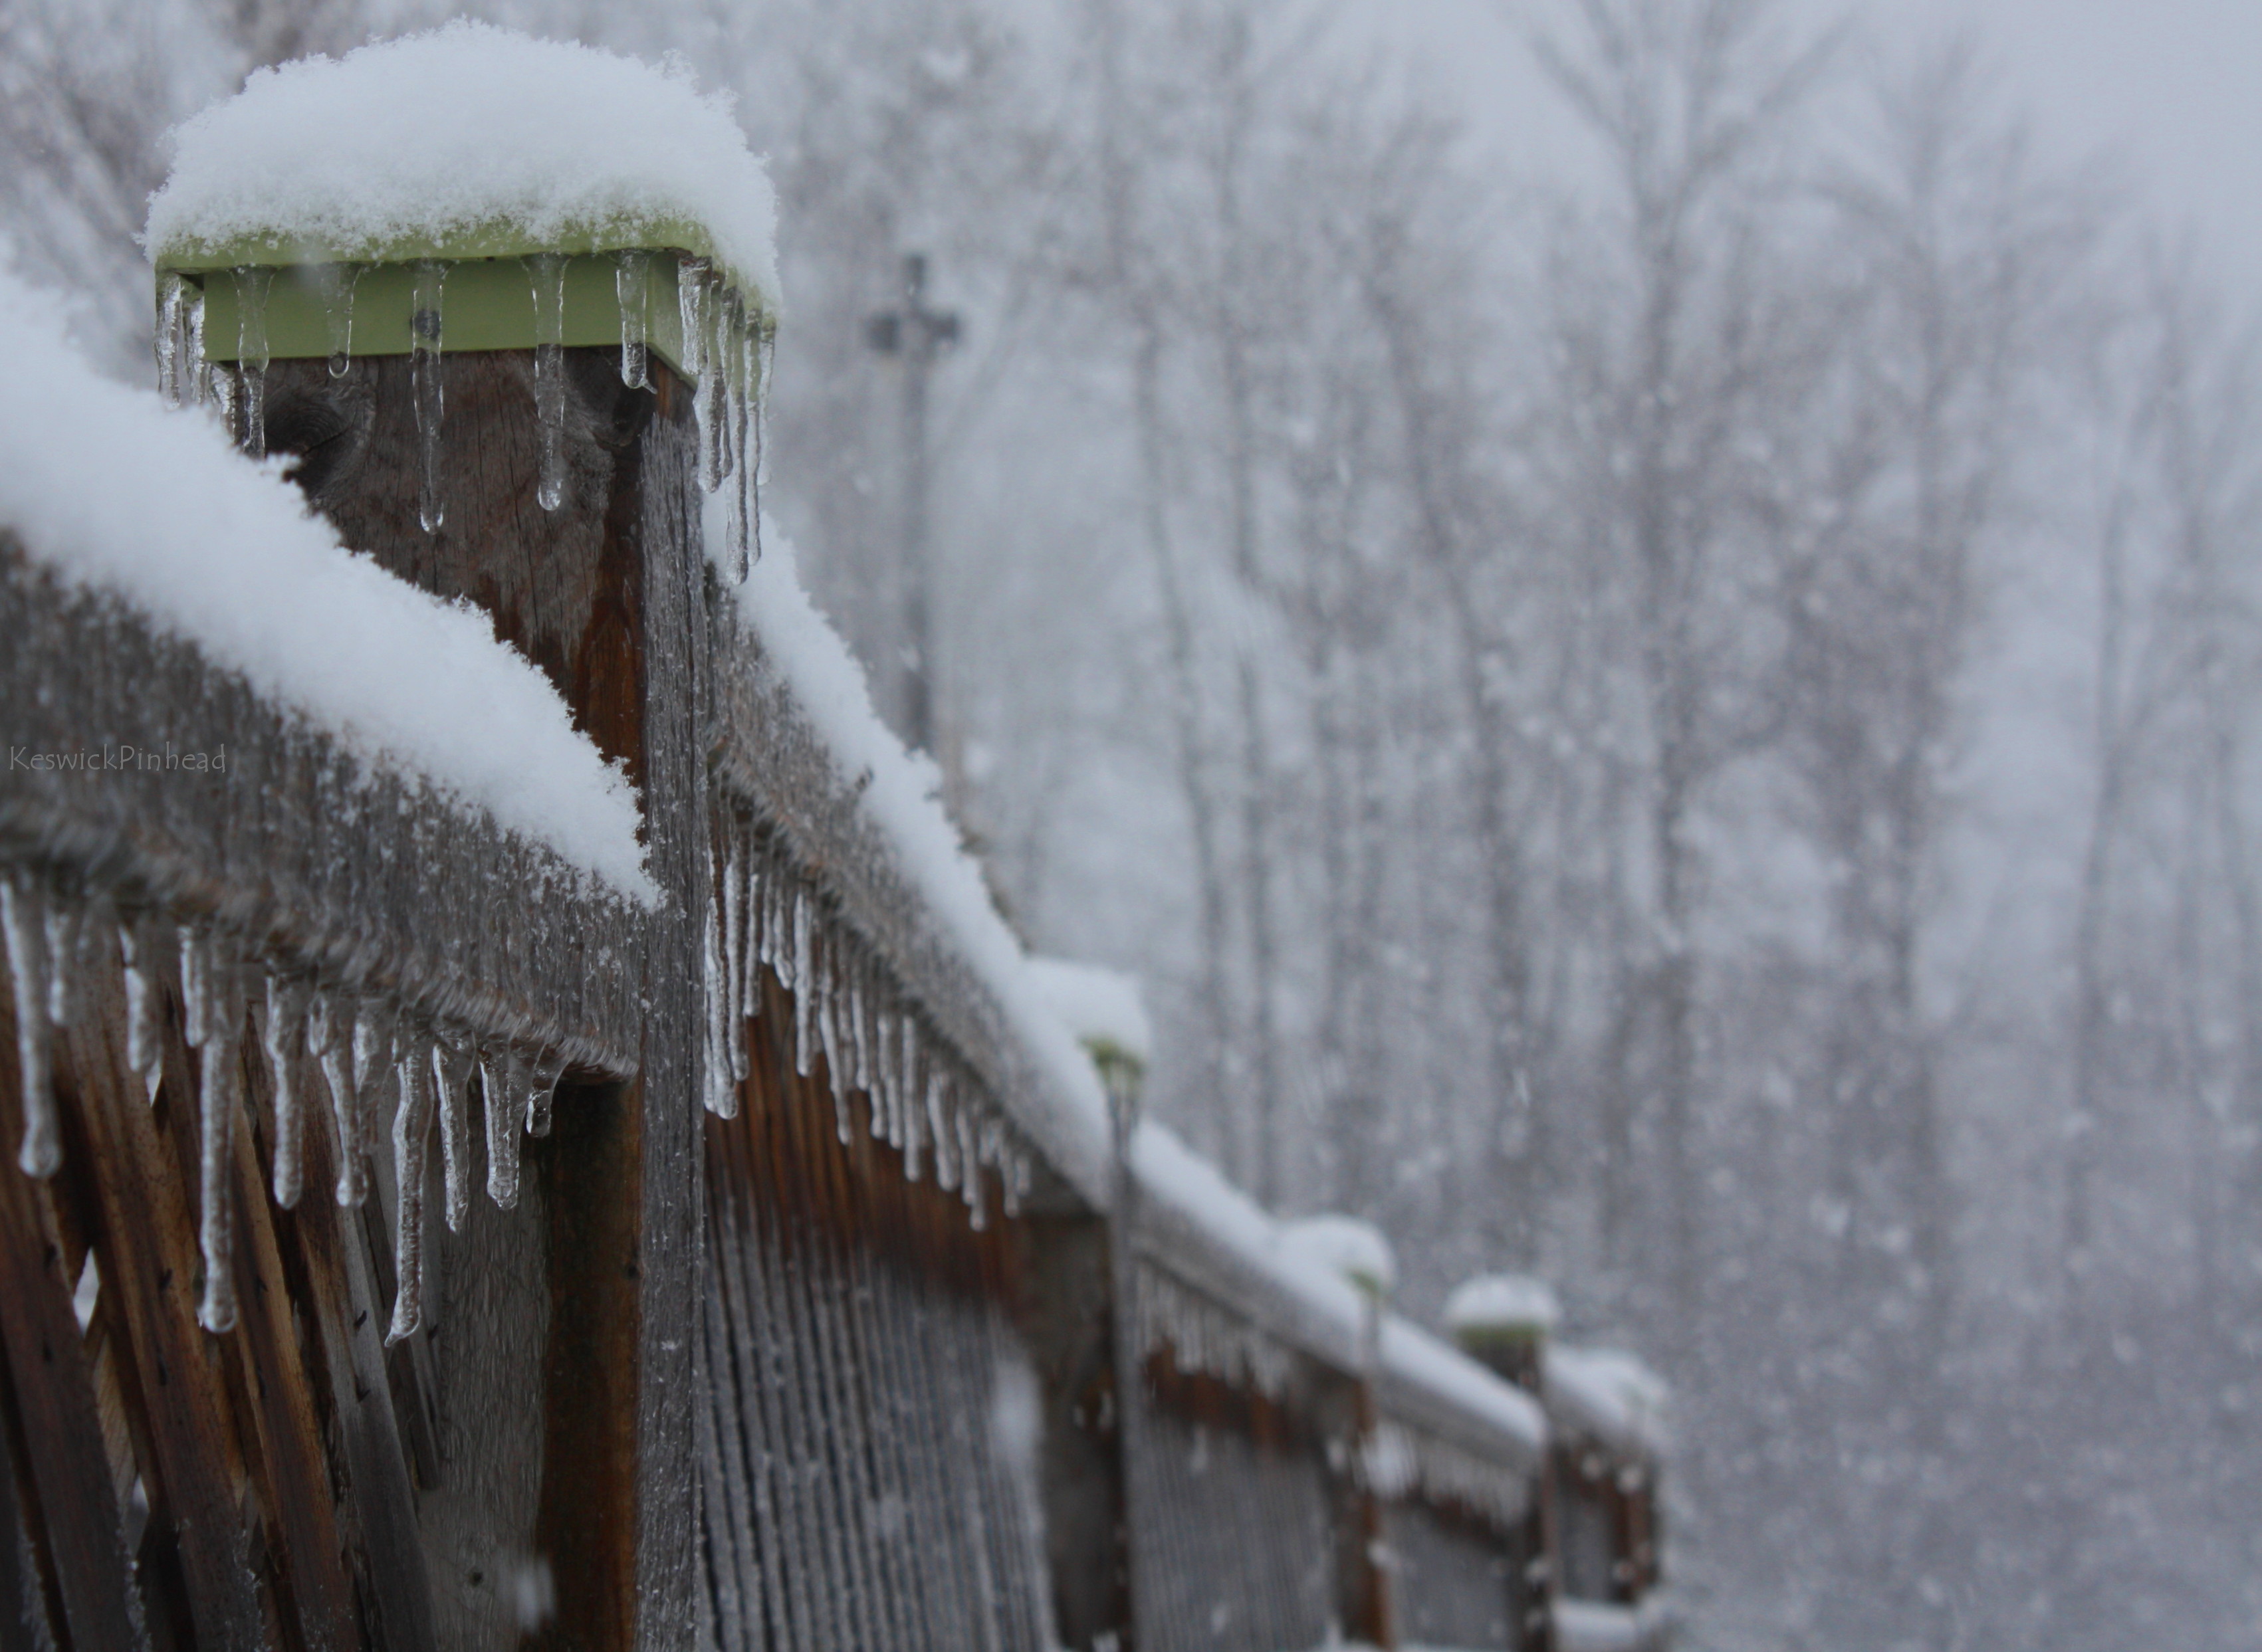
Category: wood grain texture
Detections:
[{"x1": 267, "y1": 345, "x2": 708, "y2": 1649}]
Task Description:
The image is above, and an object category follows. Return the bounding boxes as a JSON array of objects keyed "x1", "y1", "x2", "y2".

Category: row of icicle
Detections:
[
  {"x1": 1133, "y1": 1258, "x2": 1298, "y2": 1400},
  {"x1": 704, "y1": 815, "x2": 1036, "y2": 1233},
  {"x1": 1360, "y1": 1419, "x2": 1536, "y2": 1533},
  {"x1": 154, "y1": 249, "x2": 770, "y2": 576},
  {"x1": 0, "y1": 870, "x2": 566, "y2": 1342},
  {"x1": 1134, "y1": 1255, "x2": 1536, "y2": 1528}
]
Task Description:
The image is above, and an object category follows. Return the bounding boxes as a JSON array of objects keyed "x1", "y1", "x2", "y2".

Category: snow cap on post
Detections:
[
  {"x1": 1281, "y1": 1213, "x2": 1397, "y2": 1300},
  {"x1": 1445, "y1": 1273, "x2": 1561, "y2": 1342},
  {"x1": 1446, "y1": 1273, "x2": 1561, "y2": 1394},
  {"x1": 147, "y1": 23, "x2": 778, "y2": 557},
  {"x1": 1025, "y1": 956, "x2": 1151, "y2": 1128},
  {"x1": 147, "y1": 21, "x2": 780, "y2": 363}
]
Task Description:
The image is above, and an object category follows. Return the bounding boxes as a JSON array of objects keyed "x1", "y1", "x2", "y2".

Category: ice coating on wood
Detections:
[
  {"x1": 0, "y1": 261, "x2": 654, "y2": 903},
  {"x1": 146, "y1": 23, "x2": 780, "y2": 313},
  {"x1": 1445, "y1": 1273, "x2": 1561, "y2": 1338},
  {"x1": 0, "y1": 878, "x2": 58, "y2": 1178}
]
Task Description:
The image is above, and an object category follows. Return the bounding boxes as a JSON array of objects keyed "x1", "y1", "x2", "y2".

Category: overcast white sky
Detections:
[{"x1": 1369, "y1": 0, "x2": 2262, "y2": 298}]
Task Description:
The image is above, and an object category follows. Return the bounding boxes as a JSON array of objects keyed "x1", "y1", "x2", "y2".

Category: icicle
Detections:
[
  {"x1": 1, "y1": 880, "x2": 57, "y2": 1178},
  {"x1": 310, "y1": 991, "x2": 364, "y2": 1206},
  {"x1": 179, "y1": 925, "x2": 213, "y2": 1049},
  {"x1": 849, "y1": 967, "x2": 875, "y2": 1118},
  {"x1": 528, "y1": 1046, "x2": 565, "y2": 1138},
  {"x1": 432, "y1": 1034, "x2": 474, "y2": 1234},
  {"x1": 197, "y1": 985, "x2": 243, "y2": 1334},
  {"x1": 744, "y1": 837, "x2": 767, "y2": 1021},
  {"x1": 706, "y1": 284, "x2": 733, "y2": 492},
  {"x1": 791, "y1": 892, "x2": 813, "y2": 1077},
  {"x1": 483, "y1": 1047, "x2": 524, "y2": 1209},
  {"x1": 320, "y1": 262, "x2": 360, "y2": 377},
  {"x1": 411, "y1": 260, "x2": 449, "y2": 532},
  {"x1": 42, "y1": 898, "x2": 84, "y2": 1027},
  {"x1": 681, "y1": 259, "x2": 728, "y2": 492},
  {"x1": 119, "y1": 916, "x2": 162, "y2": 1084},
  {"x1": 387, "y1": 1032, "x2": 436, "y2": 1344},
  {"x1": 234, "y1": 265, "x2": 274, "y2": 459},
  {"x1": 875, "y1": 1004, "x2": 900, "y2": 1150},
  {"x1": 157, "y1": 270, "x2": 189, "y2": 405},
  {"x1": 529, "y1": 251, "x2": 568, "y2": 512},
  {"x1": 1001, "y1": 1145, "x2": 1028, "y2": 1219},
  {"x1": 748, "y1": 318, "x2": 772, "y2": 568},
  {"x1": 702, "y1": 887, "x2": 738, "y2": 1119},
  {"x1": 615, "y1": 249, "x2": 651, "y2": 389},
  {"x1": 677, "y1": 257, "x2": 711, "y2": 385},
  {"x1": 264, "y1": 974, "x2": 312, "y2": 1208},
  {"x1": 760, "y1": 850, "x2": 785, "y2": 981},
  {"x1": 900, "y1": 1015, "x2": 925, "y2": 1180},
  {"x1": 723, "y1": 830, "x2": 748, "y2": 1082},
  {"x1": 724, "y1": 292, "x2": 752, "y2": 578},
  {"x1": 185, "y1": 284, "x2": 211, "y2": 409},
  {"x1": 962, "y1": 1104, "x2": 988, "y2": 1231},
  {"x1": 352, "y1": 999, "x2": 396, "y2": 1171},
  {"x1": 928, "y1": 1065, "x2": 957, "y2": 1191},
  {"x1": 817, "y1": 942, "x2": 851, "y2": 1142}
]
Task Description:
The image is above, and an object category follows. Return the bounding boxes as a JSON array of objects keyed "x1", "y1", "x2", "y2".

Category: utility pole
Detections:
[{"x1": 865, "y1": 253, "x2": 960, "y2": 754}]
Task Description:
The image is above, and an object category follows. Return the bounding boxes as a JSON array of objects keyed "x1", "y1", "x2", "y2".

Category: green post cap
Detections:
[{"x1": 155, "y1": 223, "x2": 774, "y2": 376}]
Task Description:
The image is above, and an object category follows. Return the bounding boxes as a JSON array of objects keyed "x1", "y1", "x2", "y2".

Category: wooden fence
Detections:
[{"x1": 0, "y1": 327, "x2": 1666, "y2": 1651}]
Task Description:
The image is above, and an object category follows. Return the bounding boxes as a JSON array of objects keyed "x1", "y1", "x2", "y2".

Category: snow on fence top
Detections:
[
  {"x1": 1548, "y1": 1345, "x2": 1670, "y2": 1461},
  {"x1": 721, "y1": 520, "x2": 1115, "y2": 1197},
  {"x1": 1446, "y1": 1273, "x2": 1562, "y2": 1338},
  {"x1": 0, "y1": 262, "x2": 655, "y2": 904},
  {"x1": 145, "y1": 23, "x2": 779, "y2": 312},
  {"x1": 1280, "y1": 1214, "x2": 1397, "y2": 1296},
  {"x1": 1130, "y1": 1121, "x2": 1544, "y2": 1456},
  {"x1": 1024, "y1": 956, "x2": 1154, "y2": 1069}
]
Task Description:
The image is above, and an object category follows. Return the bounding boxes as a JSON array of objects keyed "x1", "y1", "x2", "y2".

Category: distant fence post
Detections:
[{"x1": 168, "y1": 251, "x2": 727, "y2": 1647}]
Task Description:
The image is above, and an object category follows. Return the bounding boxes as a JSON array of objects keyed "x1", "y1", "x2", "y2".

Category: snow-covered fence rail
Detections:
[{"x1": 0, "y1": 29, "x2": 1643, "y2": 1652}]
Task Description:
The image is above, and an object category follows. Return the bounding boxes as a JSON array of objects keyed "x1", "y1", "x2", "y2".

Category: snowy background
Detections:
[{"x1": 5, "y1": 0, "x2": 2259, "y2": 1646}]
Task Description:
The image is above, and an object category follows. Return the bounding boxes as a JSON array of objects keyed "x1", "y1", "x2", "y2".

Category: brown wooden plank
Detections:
[
  {"x1": 0, "y1": 987, "x2": 150, "y2": 1651},
  {"x1": 221, "y1": 1045, "x2": 363, "y2": 1651},
  {"x1": 526, "y1": 1079, "x2": 639, "y2": 1652},
  {"x1": 273, "y1": 1081, "x2": 439, "y2": 1652},
  {"x1": 54, "y1": 954, "x2": 267, "y2": 1648},
  {"x1": 271, "y1": 342, "x2": 708, "y2": 1651},
  {"x1": 0, "y1": 1348, "x2": 62, "y2": 1650}
]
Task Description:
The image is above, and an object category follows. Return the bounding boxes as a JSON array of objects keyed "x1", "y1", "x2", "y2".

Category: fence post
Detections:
[{"x1": 174, "y1": 255, "x2": 721, "y2": 1647}]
